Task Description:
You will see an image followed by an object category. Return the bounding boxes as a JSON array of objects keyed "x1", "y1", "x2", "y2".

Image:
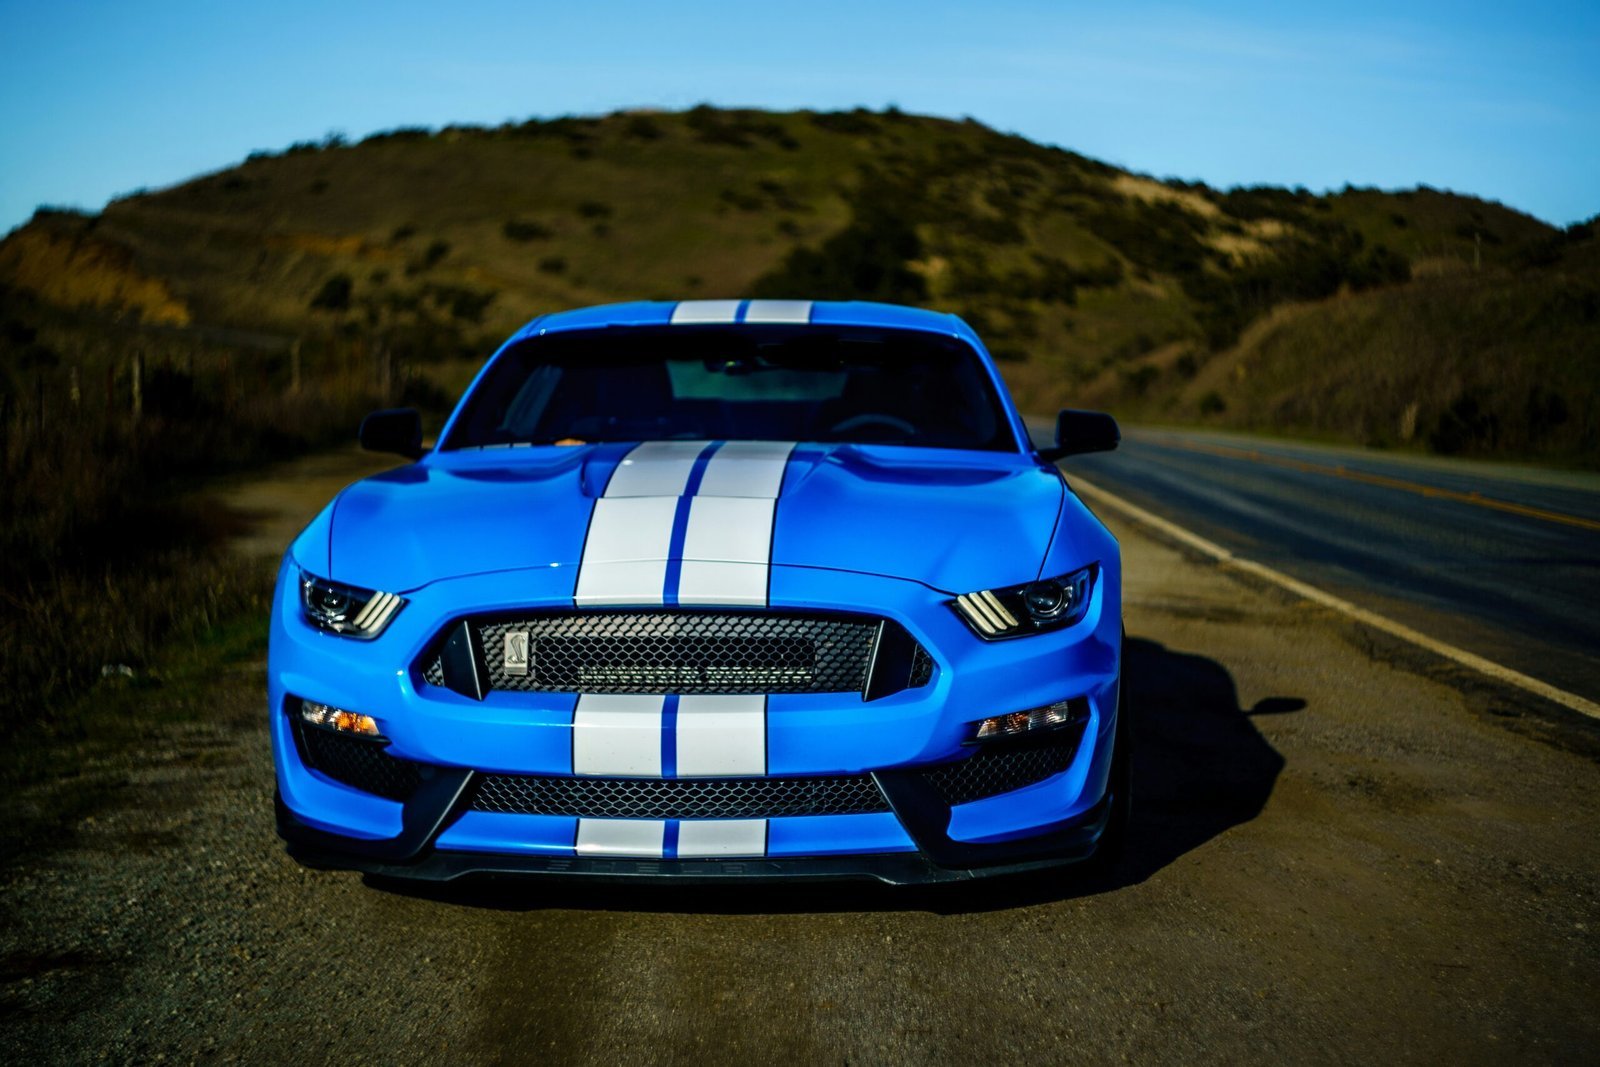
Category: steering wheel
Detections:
[{"x1": 828, "y1": 413, "x2": 917, "y2": 437}]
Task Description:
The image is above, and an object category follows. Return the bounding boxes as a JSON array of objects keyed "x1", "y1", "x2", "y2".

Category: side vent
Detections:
[
  {"x1": 863, "y1": 620, "x2": 919, "y2": 702},
  {"x1": 438, "y1": 618, "x2": 489, "y2": 700}
]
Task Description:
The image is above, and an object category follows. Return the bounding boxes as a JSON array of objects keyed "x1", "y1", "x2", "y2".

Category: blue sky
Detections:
[{"x1": 1, "y1": 0, "x2": 1595, "y2": 234}]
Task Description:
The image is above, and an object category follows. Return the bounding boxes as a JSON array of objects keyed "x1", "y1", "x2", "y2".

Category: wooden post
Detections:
[{"x1": 131, "y1": 351, "x2": 143, "y2": 422}]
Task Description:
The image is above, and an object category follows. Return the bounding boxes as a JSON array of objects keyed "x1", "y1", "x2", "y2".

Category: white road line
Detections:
[{"x1": 1069, "y1": 474, "x2": 1600, "y2": 722}]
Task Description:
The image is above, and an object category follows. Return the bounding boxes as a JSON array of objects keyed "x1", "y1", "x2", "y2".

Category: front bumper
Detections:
[
  {"x1": 270, "y1": 557, "x2": 1122, "y2": 884},
  {"x1": 276, "y1": 775, "x2": 1113, "y2": 885}
]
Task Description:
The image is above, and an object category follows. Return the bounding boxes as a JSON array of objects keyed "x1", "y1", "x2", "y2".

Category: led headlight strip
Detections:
[
  {"x1": 950, "y1": 564, "x2": 1095, "y2": 639},
  {"x1": 299, "y1": 570, "x2": 407, "y2": 639},
  {"x1": 953, "y1": 589, "x2": 1020, "y2": 635}
]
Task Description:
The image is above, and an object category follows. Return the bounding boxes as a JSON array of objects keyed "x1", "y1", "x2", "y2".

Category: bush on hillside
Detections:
[
  {"x1": 750, "y1": 174, "x2": 928, "y2": 303},
  {"x1": 308, "y1": 274, "x2": 352, "y2": 312},
  {"x1": 502, "y1": 219, "x2": 552, "y2": 241}
]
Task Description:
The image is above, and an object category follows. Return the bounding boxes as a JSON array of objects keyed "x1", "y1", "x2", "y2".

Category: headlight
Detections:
[
  {"x1": 299, "y1": 569, "x2": 406, "y2": 639},
  {"x1": 950, "y1": 564, "x2": 1095, "y2": 639}
]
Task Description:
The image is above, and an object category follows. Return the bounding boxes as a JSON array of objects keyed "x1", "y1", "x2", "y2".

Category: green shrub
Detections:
[
  {"x1": 309, "y1": 274, "x2": 352, "y2": 312},
  {"x1": 624, "y1": 114, "x2": 663, "y2": 140},
  {"x1": 809, "y1": 110, "x2": 879, "y2": 136},
  {"x1": 750, "y1": 174, "x2": 928, "y2": 303},
  {"x1": 421, "y1": 240, "x2": 450, "y2": 267},
  {"x1": 502, "y1": 219, "x2": 553, "y2": 241},
  {"x1": 1121, "y1": 365, "x2": 1159, "y2": 396}
]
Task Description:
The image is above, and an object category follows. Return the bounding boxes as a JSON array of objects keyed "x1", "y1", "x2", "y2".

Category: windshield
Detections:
[{"x1": 442, "y1": 325, "x2": 1018, "y2": 452}]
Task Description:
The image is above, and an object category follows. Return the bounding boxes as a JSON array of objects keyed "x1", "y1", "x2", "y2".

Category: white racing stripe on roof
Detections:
[
  {"x1": 670, "y1": 299, "x2": 742, "y2": 324},
  {"x1": 743, "y1": 299, "x2": 813, "y2": 323},
  {"x1": 675, "y1": 695, "x2": 766, "y2": 777}
]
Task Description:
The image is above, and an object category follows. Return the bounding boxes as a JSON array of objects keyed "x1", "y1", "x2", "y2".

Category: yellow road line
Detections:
[
  {"x1": 1154, "y1": 436, "x2": 1600, "y2": 534},
  {"x1": 1070, "y1": 475, "x2": 1600, "y2": 722}
]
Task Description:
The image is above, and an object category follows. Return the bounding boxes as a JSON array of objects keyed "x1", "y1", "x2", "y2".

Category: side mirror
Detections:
[
  {"x1": 1037, "y1": 409, "x2": 1119, "y2": 462},
  {"x1": 359, "y1": 408, "x2": 424, "y2": 459}
]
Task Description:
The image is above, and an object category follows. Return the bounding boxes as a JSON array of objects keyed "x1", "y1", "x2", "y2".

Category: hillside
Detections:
[
  {"x1": 0, "y1": 105, "x2": 1595, "y2": 739},
  {"x1": 2, "y1": 106, "x2": 1596, "y2": 466}
]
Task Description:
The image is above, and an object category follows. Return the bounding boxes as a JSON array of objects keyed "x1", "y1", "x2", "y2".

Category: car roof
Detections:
[{"x1": 508, "y1": 300, "x2": 982, "y2": 347}]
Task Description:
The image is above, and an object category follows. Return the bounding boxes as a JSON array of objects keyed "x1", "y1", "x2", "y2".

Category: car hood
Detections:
[{"x1": 320, "y1": 442, "x2": 1064, "y2": 596}]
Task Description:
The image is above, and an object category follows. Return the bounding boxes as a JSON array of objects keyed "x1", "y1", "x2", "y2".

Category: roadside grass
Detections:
[
  {"x1": 1168, "y1": 267, "x2": 1599, "y2": 465},
  {"x1": 0, "y1": 286, "x2": 466, "y2": 790},
  {"x1": 0, "y1": 602, "x2": 271, "y2": 868}
]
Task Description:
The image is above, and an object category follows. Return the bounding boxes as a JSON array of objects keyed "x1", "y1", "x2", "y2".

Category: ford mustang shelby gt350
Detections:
[{"x1": 271, "y1": 299, "x2": 1126, "y2": 884}]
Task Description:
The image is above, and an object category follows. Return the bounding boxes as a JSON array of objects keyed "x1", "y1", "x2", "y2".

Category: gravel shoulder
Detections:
[{"x1": 2, "y1": 452, "x2": 1596, "y2": 1064}]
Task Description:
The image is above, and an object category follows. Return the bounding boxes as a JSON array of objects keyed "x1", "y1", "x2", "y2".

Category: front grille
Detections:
[
  {"x1": 471, "y1": 772, "x2": 891, "y2": 819},
  {"x1": 922, "y1": 733, "x2": 1082, "y2": 807},
  {"x1": 293, "y1": 721, "x2": 422, "y2": 802},
  {"x1": 423, "y1": 610, "x2": 933, "y2": 696}
]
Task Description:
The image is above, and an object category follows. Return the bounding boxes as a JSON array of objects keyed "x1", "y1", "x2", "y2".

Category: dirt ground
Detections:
[{"x1": 2, "y1": 450, "x2": 1596, "y2": 1064}]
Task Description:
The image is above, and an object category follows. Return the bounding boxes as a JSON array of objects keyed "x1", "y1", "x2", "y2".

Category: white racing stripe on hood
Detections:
[
  {"x1": 678, "y1": 441, "x2": 794, "y2": 606},
  {"x1": 678, "y1": 498, "x2": 778, "y2": 606},
  {"x1": 573, "y1": 440, "x2": 795, "y2": 607},
  {"x1": 603, "y1": 439, "x2": 708, "y2": 497},
  {"x1": 573, "y1": 495, "x2": 677, "y2": 607},
  {"x1": 696, "y1": 440, "x2": 795, "y2": 497}
]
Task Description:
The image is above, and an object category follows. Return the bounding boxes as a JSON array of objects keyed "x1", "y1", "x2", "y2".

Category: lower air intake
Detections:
[
  {"x1": 292, "y1": 720, "x2": 422, "y2": 802},
  {"x1": 920, "y1": 731, "x2": 1082, "y2": 807},
  {"x1": 471, "y1": 772, "x2": 892, "y2": 820}
]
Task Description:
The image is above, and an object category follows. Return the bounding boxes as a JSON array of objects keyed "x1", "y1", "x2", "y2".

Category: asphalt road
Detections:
[
  {"x1": 3, "y1": 444, "x2": 1597, "y2": 1063},
  {"x1": 1048, "y1": 425, "x2": 1600, "y2": 707}
]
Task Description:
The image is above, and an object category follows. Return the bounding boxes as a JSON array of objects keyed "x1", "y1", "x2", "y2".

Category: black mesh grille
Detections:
[
  {"x1": 922, "y1": 733, "x2": 1082, "y2": 807},
  {"x1": 426, "y1": 611, "x2": 924, "y2": 695},
  {"x1": 471, "y1": 772, "x2": 890, "y2": 819},
  {"x1": 293, "y1": 721, "x2": 423, "y2": 802}
]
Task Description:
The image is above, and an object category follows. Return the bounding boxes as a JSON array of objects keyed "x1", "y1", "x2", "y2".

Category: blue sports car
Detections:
[{"x1": 271, "y1": 299, "x2": 1126, "y2": 884}]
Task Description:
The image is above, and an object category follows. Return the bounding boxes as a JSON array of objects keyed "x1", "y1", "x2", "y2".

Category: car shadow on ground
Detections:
[{"x1": 365, "y1": 636, "x2": 1300, "y2": 915}]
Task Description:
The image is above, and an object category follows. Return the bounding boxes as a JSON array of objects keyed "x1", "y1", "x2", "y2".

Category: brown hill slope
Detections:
[{"x1": 2, "y1": 106, "x2": 1595, "y2": 464}]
